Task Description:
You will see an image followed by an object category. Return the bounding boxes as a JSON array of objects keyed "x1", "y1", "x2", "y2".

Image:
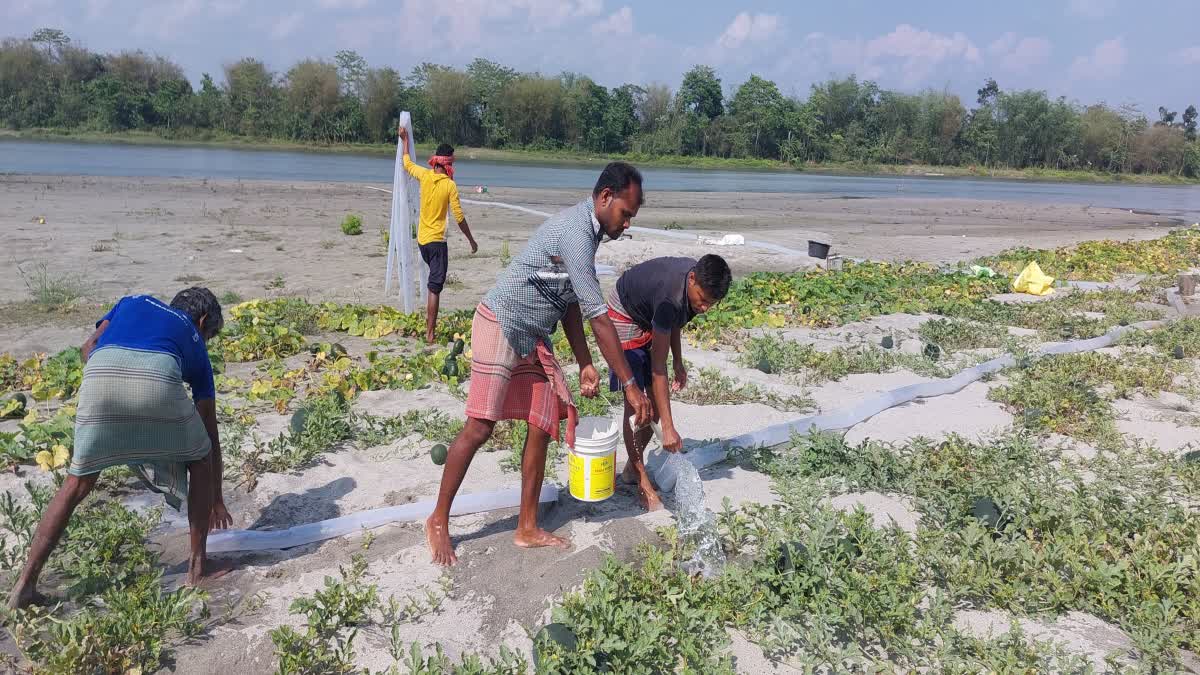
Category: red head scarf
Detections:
[{"x1": 429, "y1": 154, "x2": 455, "y2": 179}]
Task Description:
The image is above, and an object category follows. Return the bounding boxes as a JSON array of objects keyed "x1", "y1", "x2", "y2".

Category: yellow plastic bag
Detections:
[{"x1": 1012, "y1": 261, "x2": 1055, "y2": 296}]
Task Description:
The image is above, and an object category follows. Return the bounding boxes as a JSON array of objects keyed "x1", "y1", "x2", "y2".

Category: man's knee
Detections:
[
  {"x1": 62, "y1": 473, "x2": 98, "y2": 504},
  {"x1": 463, "y1": 417, "x2": 496, "y2": 445}
]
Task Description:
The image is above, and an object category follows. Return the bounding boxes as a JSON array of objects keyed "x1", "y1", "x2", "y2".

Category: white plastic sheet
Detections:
[
  {"x1": 208, "y1": 485, "x2": 558, "y2": 553},
  {"x1": 384, "y1": 111, "x2": 427, "y2": 312}
]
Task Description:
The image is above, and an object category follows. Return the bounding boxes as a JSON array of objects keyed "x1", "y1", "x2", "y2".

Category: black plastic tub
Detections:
[{"x1": 808, "y1": 240, "x2": 831, "y2": 259}]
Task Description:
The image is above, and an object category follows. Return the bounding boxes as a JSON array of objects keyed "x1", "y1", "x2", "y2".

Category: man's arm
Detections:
[
  {"x1": 558, "y1": 223, "x2": 650, "y2": 423},
  {"x1": 81, "y1": 321, "x2": 109, "y2": 364},
  {"x1": 562, "y1": 303, "x2": 598, "y2": 398},
  {"x1": 397, "y1": 126, "x2": 428, "y2": 180},
  {"x1": 650, "y1": 332, "x2": 682, "y2": 452},
  {"x1": 590, "y1": 314, "x2": 651, "y2": 425},
  {"x1": 449, "y1": 185, "x2": 478, "y2": 254},
  {"x1": 670, "y1": 326, "x2": 687, "y2": 391},
  {"x1": 194, "y1": 398, "x2": 231, "y2": 528},
  {"x1": 562, "y1": 303, "x2": 594, "y2": 368}
]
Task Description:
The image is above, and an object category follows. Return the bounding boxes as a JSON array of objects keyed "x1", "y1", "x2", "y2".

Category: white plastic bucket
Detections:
[{"x1": 568, "y1": 416, "x2": 620, "y2": 502}]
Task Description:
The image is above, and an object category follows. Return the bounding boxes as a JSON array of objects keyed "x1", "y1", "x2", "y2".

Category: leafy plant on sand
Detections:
[
  {"x1": 689, "y1": 262, "x2": 1009, "y2": 343},
  {"x1": 18, "y1": 262, "x2": 89, "y2": 310},
  {"x1": 3, "y1": 485, "x2": 209, "y2": 674},
  {"x1": 978, "y1": 227, "x2": 1200, "y2": 281},
  {"x1": 988, "y1": 351, "x2": 1177, "y2": 445},
  {"x1": 674, "y1": 367, "x2": 813, "y2": 411},
  {"x1": 340, "y1": 213, "x2": 364, "y2": 236}
]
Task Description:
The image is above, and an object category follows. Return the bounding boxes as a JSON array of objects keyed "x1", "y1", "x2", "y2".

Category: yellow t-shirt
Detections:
[{"x1": 403, "y1": 154, "x2": 466, "y2": 245}]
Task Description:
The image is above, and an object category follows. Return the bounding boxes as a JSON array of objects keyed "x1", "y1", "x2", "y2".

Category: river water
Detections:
[{"x1": 3, "y1": 138, "x2": 1199, "y2": 221}]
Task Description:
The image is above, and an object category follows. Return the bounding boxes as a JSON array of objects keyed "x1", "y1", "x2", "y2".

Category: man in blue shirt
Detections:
[{"x1": 7, "y1": 288, "x2": 232, "y2": 610}]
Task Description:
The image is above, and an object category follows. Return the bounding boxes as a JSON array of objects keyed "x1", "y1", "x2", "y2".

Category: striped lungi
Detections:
[
  {"x1": 606, "y1": 288, "x2": 652, "y2": 350},
  {"x1": 465, "y1": 304, "x2": 578, "y2": 447},
  {"x1": 71, "y1": 347, "x2": 212, "y2": 510}
]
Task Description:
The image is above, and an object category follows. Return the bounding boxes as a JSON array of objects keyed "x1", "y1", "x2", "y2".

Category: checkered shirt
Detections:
[{"x1": 483, "y1": 198, "x2": 606, "y2": 357}]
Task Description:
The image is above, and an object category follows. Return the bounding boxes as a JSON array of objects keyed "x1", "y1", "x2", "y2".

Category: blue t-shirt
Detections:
[{"x1": 93, "y1": 295, "x2": 216, "y2": 401}]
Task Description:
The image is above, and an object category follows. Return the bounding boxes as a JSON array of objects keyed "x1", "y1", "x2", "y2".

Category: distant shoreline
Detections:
[{"x1": 4, "y1": 128, "x2": 1197, "y2": 186}]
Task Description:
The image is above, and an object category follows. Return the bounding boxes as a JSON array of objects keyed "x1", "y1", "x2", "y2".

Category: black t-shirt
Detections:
[{"x1": 615, "y1": 256, "x2": 696, "y2": 335}]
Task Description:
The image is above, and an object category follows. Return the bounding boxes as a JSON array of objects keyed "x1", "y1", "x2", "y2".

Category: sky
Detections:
[{"x1": 3, "y1": 0, "x2": 1198, "y2": 114}]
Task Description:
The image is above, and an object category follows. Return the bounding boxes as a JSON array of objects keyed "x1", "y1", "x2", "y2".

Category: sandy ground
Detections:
[
  {"x1": 2, "y1": 175, "x2": 1199, "y2": 672},
  {"x1": 0, "y1": 173, "x2": 1176, "y2": 314}
]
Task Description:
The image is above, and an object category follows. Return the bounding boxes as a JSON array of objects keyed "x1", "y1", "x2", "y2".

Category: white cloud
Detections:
[
  {"x1": 1177, "y1": 46, "x2": 1200, "y2": 65},
  {"x1": 717, "y1": 12, "x2": 781, "y2": 50},
  {"x1": 317, "y1": 0, "x2": 371, "y2": 8},
  {"x1": 270, "y1": 12, "x2": 304, "y2": 40},
  {"x1": 133, "y1": 0, "x2": 246, "y2": 39},
  {"x1": 1069, "y1": 36, "x2": 1127, "y2": 80},
  {"x1": 592, "y1": 6, "x2": 632, "y2": 36},
  {"x1": 390, "y1": 0, "x2": 607, "y2": 46},
  {"x1": 844, "y1": 24, "x2": 981, "y2": 86},
  {"x1": 1066, "y1": 0, "x2": 1117, "y2": 18},
  {"x1": 987, "y1": 32, "x2": 1052, "y2": 72}
]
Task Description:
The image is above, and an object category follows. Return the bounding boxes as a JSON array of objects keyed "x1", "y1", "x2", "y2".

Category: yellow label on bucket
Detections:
[{"x1": 568, "y1": 451, "x2": 614, "y2": 502}]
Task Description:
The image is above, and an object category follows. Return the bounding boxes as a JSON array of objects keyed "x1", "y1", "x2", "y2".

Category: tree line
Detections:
[{"x1": 2, "y1": 28, "x2": 1198, "y2": 177}]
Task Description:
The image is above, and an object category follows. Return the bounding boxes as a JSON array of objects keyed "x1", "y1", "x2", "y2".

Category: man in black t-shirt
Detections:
[{"x1": 606, "y1": 254, "x2": 731, "y2": 510}]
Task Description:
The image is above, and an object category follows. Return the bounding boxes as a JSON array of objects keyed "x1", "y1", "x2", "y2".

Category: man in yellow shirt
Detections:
[{"x1": 398, "y1": 125, "x2": 479, "y2": 344}]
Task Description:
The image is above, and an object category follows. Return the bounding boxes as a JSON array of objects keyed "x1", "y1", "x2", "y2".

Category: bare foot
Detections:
[
  {"x1": 426, "y1": 514, "x2": 457, "y2": 566},
  {"x1": 635, "y1": 473, "x2": 663, "y2": 512},
  {"x1": 6, "y1": 586, "x2": 48, "y2": 611},
  {"x1": 619, "y1": 464, "x2": 639, "y2": 485},
  {"x1": 513, "y1": 527, "x2": 572, "y2": 550}
]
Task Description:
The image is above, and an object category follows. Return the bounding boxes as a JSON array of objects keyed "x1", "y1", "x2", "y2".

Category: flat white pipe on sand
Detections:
[
  {"x1": 367, "y1": 191, "x2": 808, "y2": 258},
  {"x1": 207, "y1": 484, "x2": 558, "y2": 553},
  {"x1": 646, "y1": 320, "x2": 1166, "y2": 492}
]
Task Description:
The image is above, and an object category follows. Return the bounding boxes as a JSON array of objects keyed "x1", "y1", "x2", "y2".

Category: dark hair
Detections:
[
  {"x1": 593, "y1": 162, "x2": 644, "y2": 205},
  {"x1": 435, "y1": 143, "x2": 454, "y2": 157},
  {"x1": 693, "y1": 255, "x2": 731, "y2": 300},
  {"x1": 170, "y1": 287, "x2": 224, "y2": 340}
]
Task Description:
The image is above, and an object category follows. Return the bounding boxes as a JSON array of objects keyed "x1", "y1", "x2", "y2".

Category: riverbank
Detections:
[
  {"x1": 0, "y1": 174, "x2": 1176, "y2": 337},
  {"x1": 5, "y1": 128, "x2": 1196, "y2": 185}
]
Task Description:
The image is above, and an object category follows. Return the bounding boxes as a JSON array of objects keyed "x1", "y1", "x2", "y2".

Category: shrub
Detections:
[{"x1": 340, "y1": 214, "x2": 363, "y2": 236}]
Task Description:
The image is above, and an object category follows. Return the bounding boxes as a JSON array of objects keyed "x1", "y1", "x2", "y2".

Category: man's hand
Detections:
[
  {"x1": 579, "y1": 364, "x2": 599, "y2": 398},
  {"x1": 661, "y1": 424, "x2": 683, "y2": 453},
  {"x1": 672, "y1": 362, "x2": 688, "y2": 392},
  {"x1": 210, "y1": 500, "x2": 233, "y2": 530},
  {"x1": 469, "y1": 238, "x2": 479, "y2": 255},
  {"x1": 397, "y1": 125, "x2": 408, "y2": 141},
  {"x1": 625, "y1": 385, "x2": 652, "y2": 426}
]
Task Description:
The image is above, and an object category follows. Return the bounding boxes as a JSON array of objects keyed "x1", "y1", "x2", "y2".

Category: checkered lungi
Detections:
[
  {"x1": 606, "y1": 287, "x2": 652, "y2": 351},
  {"x1": 465, "y1": 303, "x2": 578, "y2": 447},
  {"x1": 71, "y1": 347, "x2": 212, "y2": 510}
]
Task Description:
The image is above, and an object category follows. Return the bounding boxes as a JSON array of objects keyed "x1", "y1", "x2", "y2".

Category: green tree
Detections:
[
  {"x1": 362, "y1": 67, "x2": 400, "y2": 143},
  {"x1": 424, "y1": 66, "x2": 476, "y2": 145},
  {"x1": 334, "y1": 49, "x2": 367, "y2": 100},
  {"x1": 283, "y1": 59, "x2": 340, "y2": 141},
  {"x1": 223, "y1": 58, "x2": 277, "y2": 136},
  {"x1": 729, "y1": 74, "x2": 787, "y2": 158},
  {"x1": 467, "y1": 58, "x2": 516, "y2": 146},
  {"x1": 1183, "y1": 105, "x2": 1197, "y2": 141},
  {"x1": 678, "y1": 65, "x2": 723, "y2": 120}
]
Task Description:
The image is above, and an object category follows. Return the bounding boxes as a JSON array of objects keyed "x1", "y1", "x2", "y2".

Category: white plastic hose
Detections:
[
  {"x1": 207, "y1": 484, "x2": 558, "y2": 553},
  {"x1": 645, "y1": 320, "x2": 1166, "y2": 492}
]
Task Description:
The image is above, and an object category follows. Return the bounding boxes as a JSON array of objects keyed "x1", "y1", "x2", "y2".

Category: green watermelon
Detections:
[
  {"x1": 1, "y1": 393, "x2": 26, "y2": 418},
  {"x1": 430, "y1": 443, "x2": 448, "y2": 465},
  {"x1": 290, "y1": 407, "x2": 310, "y2": 435},
  {"x1": 533, "y1": 623, "x2": 578, "y2": 670},
  {"x1": 774, "y1": 540, "x2": 807, "y2": 573}
]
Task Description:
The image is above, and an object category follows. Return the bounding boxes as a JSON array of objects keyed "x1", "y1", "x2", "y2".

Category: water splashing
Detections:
[{"x1": 665, "y1": 454, "x2": 726, "y2": 577}]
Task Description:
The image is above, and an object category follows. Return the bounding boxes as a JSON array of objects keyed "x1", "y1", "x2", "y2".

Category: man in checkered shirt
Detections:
[{"x1": 426, "y1": 162, "x2": 653, "y2": 565}]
